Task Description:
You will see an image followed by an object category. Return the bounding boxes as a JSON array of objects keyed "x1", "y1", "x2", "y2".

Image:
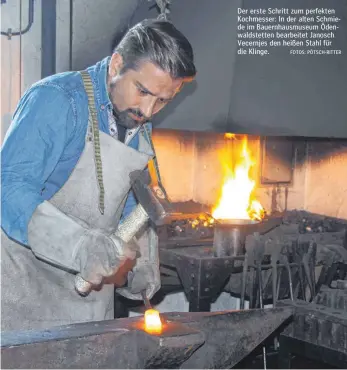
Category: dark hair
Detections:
[{"x1": 114, "y1": 19, "x2": 196, "y2": 79}]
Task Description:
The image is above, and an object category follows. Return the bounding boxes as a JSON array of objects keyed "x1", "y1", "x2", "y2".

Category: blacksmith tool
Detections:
[
  {"x1": 301, "y1": 241, "x2": 317, "y2": 301},
  {"x1": 240, "y1": 251, "x2": 249, "y2": 310},
  {"x1": 240, "y1": 233, "x2": 268, "y2": 368},
  {"x1": 241, "y1": 232, "x2": 260, "y2": 309},
  {"x1": 336, "y1": 279, "x2": 347, "y2": 289},
  {"x1": 314, "y1": 244, "x2": 347, "y2": 293},
  {"x1": 141, "y1": 290, "x2": 152, "y2": 310},
  {"x1": 293, "y1": 243, "x2": 307, "y2": 300},
  {"x1": 1, "y1": 307, "x2": 294, "y2": 369},
  {"x1": 254, "y1": 238, "x2": 267, "y2": 370},
  {"x1": 269, "y1": 239, "x2": 281, "y2": 307},
  {"x1": 281, "y1": 253, "x2": 294, "y2": 301},
  {"x1": 75, "y1": 170, "x2": 208, "y2": 296}
]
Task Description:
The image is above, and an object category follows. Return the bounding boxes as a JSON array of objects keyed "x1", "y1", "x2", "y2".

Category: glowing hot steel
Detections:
[
  {"x1": 144, "y1": 309, "x2": 162, "y2": 335},
  {"x1": 212, "y1": 135, "x2": 265, "y2": 221}
]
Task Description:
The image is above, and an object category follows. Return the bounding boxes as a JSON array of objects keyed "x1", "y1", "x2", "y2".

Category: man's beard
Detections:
[
  {"x1": 108, "y1": 78, "x2": 149, "y2": 129},
  {"x1": 112, "y1": 105, "x2": 148, "y2": 130}
]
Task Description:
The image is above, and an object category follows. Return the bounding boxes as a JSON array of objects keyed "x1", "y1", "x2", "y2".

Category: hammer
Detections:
[{"x1": 75, "y1": 170, "x2": 196, "y2": 296}]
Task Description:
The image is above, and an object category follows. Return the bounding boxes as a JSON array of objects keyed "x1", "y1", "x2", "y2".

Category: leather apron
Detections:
[{"x1": 1, "y1": 72, "x2": 155, "y2": 331}]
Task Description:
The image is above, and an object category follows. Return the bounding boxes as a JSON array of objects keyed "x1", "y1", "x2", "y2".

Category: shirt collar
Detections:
[{"x1": 87, "y1": 56, "x2": 112, "y2": 108}]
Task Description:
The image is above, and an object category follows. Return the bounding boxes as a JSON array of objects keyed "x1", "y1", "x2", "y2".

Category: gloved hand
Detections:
[
  {"x1": 28, "y1": 201, "x2": 139, "y2": 293},
  {"x1": 74, "y1": 231, "x2": 138, "y2": 288},
  {"x1": 116, "y1": 224, "x2": 161, "y2": 300},
  {"x1": 127, "y1": 262, "x2": 159, "y2": 298}
]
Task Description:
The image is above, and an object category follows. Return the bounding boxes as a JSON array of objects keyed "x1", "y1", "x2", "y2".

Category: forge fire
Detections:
[{"x1": 212, "y1": 134, "x2": 265, "y2": 222}]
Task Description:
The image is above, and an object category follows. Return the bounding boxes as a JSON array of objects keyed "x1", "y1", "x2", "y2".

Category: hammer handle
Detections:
[
  {"x1": 115, "y1": 203, "x2": 149, "y2": 243},
  {"x1": 75, "y1": 203, "x2": 149, "y2": 297}
]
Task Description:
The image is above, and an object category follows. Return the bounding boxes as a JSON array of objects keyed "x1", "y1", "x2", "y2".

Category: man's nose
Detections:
[{"x1": 140, "y1": 97, "x2": 156, "y2": 119}]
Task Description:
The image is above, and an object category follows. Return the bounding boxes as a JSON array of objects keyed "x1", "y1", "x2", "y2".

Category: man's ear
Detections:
[
  {"x1": 182, "y1": 75, "x2": 196, "y2": 84},
  {"x1": 175, "y1": 76, "x2": 196, "y2": 94},
  {"x1": 109, "y1": 53, "x2": 124, "y2": 77}
]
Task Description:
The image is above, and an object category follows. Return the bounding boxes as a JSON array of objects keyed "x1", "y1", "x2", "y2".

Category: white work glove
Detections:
[
  {"x1": 74, "y1": 231, "x2": 138, "y2": 289},
  {"x1": 127, "y1": 262, "x2": 159, "y2": 298},
  {"x1": 117, "y1": 223, "x2": 161, "y2": 300},
  {"x1": 28, "y1": 201, "x2": 137, "y2": 290}
]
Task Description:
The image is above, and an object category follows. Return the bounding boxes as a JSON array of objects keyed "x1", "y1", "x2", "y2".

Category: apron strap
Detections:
[
  {"x1": 80, "y1": 70, "x2": 105, "y2": 215},
  {"x1": 142, "y1": 125, "x2": 169, "y2": 200}
]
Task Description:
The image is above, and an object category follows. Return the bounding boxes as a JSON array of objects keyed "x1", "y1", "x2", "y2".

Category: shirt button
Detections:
[{"x1": 100, "y1": 105, "x2": 105, "y2": 110}]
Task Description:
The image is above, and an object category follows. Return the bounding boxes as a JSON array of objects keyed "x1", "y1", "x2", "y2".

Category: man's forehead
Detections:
[{"x1": 132, "y1": 61, "x2": 183, "y2": 92}]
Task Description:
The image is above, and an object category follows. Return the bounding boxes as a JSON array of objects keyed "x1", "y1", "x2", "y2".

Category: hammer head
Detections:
[
  {"x1": 129, "y1": 170, "x2": 173, "y2": 226},
  {"x1": 130, "y1": 170, "x2": 208, "y2": 226}
]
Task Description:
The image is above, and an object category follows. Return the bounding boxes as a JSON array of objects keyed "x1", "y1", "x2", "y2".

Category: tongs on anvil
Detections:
[{"x1": 141, "y1": 290, "x2": 153, "y2": 310}]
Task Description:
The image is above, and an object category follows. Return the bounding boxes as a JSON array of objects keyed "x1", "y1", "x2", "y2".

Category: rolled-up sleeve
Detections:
[{"x1": 1, "y1": 85, "x2": 74, "y2": 245}]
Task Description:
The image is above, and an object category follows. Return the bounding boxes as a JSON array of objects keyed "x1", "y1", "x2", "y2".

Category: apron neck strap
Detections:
[
  {"x1": 142, "y1": 125, "x2": 169, "y2": 201},
  {"x1": 80, "y1": 70, "x2": 105, "y2": 215}
]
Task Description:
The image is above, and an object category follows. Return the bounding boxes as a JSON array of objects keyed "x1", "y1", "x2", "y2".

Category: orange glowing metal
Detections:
[
  {"x1": 212, "y1": 135, "x2": 265, "y2": 221},
  {"x1": 144, "y1": 309, "x2": 162, "y2": 334}
]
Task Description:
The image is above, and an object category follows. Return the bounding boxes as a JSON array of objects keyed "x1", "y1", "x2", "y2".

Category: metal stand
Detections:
[{"x1": 160, "y1": 246, "x2": 242, "y2": 312}]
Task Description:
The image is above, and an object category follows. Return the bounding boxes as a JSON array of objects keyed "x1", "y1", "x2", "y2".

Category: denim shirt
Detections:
[{"x1": 1, "y1": 56, "x2": 152, "y2": 245}]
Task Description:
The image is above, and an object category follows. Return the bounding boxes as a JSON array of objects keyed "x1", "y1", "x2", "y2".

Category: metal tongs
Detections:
[{"x1": 141, "y1": 290, "x2": 153, "y2": 310}]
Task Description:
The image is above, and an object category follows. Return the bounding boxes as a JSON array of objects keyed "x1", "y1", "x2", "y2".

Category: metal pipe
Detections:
[
  {"x1": 213, "y1": 219, "x2": 259, "y2": 257},
  {"x1": 240, "y1": 253, "x2": 248, "y2": 309},
  {"x1": 41, "y1": 0, "x2": 56, "y2": 78},
  {"x1": 68, "y1": 0, "x2": 73, "y2": 70},
  {"x1": 257, "y1": 262, "x2": 267, "y2": 370},
  {"x1": 19, "y1": 0, "x2": 22, "y2": 94},
  {"x1": 284, "y1": 256, "x2": 294, "y2": 301},
  {"x1": 1, "y1": 0, "x2": 35, "y2": 38},
  {"x1": 213, "y1": 224, "x2": 246, "y2": 257}
]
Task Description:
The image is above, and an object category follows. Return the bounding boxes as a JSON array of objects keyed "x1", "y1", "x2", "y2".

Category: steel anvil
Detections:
[{"x1": 1, "y1": 307, "x2": 294, "y2": 369}]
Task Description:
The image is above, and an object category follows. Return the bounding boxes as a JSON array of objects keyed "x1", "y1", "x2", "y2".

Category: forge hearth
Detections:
[
  {"x1": 152, "y1": 208, "x2": 347, "y2": 368},
  {"x1": 152, "y1": 131, "x2": 347, "y2": 221},
  {"x1": 156, "y1": 209, "x2": 347, "y2": 312},
  {"x1": 213, "y1": 219, "x2": 260, "y2": 257}
]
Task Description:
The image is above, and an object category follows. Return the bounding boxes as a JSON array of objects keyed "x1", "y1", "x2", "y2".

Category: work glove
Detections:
[
  {"x1": 74, "y1": 231, "x2": 138, "y2": 290},
  {"x1": 127, "y1": 262, "x2": 159, "y2": 298},
  {"x1": 28, "y1": 201, "x2": 137, "y2": 292},
  {"x1": 117, "y1": 223, "x2": 161, "y2": 300}
]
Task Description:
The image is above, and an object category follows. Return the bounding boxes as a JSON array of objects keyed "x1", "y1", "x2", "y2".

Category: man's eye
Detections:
[{"x1": 138, "y1": 88, "x2": 147, "y2": 95}]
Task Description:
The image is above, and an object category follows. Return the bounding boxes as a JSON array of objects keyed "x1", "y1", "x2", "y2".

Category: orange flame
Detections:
[
  {"x1": 144, "y1": 309, "x2": 162, "y2": 335},
  {"x1": 224, "y1": 133, "x2": 236, "y2": 140},
  {"x1": 212, "y1": 135, "x2": 264, "y2": 221}
]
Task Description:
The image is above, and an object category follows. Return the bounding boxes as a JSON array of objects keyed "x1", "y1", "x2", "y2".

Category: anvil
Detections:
[{"x1": 1, "y1": 307, "x2": 293, "y2": 369}]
